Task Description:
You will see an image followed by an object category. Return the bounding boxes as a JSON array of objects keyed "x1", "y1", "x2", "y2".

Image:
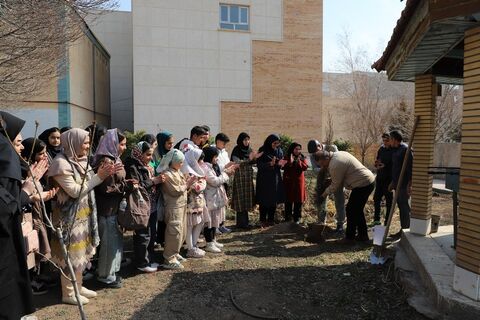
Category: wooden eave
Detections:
[{"x1": 374, "y1": 0, "x2": 480, "y2": 84}]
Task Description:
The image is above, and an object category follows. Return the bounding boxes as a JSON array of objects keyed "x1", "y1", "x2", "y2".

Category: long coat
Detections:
[
  {"x1": 0, "y1": 112, "x2": 34, "y2": 319},
  {"x1": 255, "y1": 149, "x2": 285, "y2": 207},
  {"x1": 283, "y1": 155, "x2": 308, "y2": 203}
]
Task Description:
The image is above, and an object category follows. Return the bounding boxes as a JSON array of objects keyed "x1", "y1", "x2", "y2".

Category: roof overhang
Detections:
[{"x1": 372, "y1": 0, "x2": 480, "y2": 85}]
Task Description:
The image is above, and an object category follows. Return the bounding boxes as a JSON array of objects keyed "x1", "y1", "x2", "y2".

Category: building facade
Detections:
[
  {"x1": 88, "y1": 11, "x2": 133, "y2": 131},
  {"x1": 5, "y1": 26, "x2": 111, "y2": 137},
  {"x1": 131, "y1": 0, "x2": 323, "y2": 147}
]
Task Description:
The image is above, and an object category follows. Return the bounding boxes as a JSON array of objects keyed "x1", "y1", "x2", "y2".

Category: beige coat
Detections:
[
  {"x1": 161, "y1": 168, "x2": 187, "y2": 209},
  {"x1": 322, "y1": 151, "x2": 375, "y2": 197}
]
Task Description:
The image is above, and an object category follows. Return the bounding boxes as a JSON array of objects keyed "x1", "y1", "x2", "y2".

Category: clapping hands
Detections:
[{"x1": 30, "y1": 159, "x2": 49, "y2": 181}]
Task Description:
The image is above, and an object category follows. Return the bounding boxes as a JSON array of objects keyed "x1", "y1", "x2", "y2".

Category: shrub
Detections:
[
  {"x1": 279, "y1": 134, "x2": 294, "y2": 155},
  {"x1": 333, "y1": 138, "x2": 352, "y2": 152},
  {"x1": 122, "y1": 130, "x2": 146, "y2": 161}
]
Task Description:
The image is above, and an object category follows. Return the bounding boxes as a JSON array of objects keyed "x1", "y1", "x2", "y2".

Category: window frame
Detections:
[{"x1": 219, "y1": 4, "x2": 250, "y2": 32}]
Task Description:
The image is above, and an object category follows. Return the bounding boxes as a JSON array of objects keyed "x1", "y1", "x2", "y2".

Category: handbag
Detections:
[{"x1": 117, "y1": 186, "x2": 151, "y2": 230}]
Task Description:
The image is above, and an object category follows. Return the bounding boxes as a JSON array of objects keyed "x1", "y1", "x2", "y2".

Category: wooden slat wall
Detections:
[
  {"x1": 457, "y1": 26, "x2": 480, "y2": 275},
  {"x1": 411, "y1": 74, "x2": 435, "y2": 221}
]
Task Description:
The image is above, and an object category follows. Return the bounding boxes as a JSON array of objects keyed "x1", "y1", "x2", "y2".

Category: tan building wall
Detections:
[
  {"x1": 7, "y1": 25, "x2": 111, "y2": 135},
  {"x1": 68, "y1": 30, "x2": 111, "y2": 129},
  {"x1": 221, "y1": 0, "x2": 323, "y2": 149}
]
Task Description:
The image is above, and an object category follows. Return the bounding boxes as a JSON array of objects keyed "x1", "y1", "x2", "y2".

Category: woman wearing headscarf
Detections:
[
  {"x1": 256, "y1": 134, "x2": 287, "y2": 227},
  {"x1": 124, "y1": 141, "x2": 164, "y2": 272},
  {"x1": 154, "y1": 131, "x2": 174, "y2": 246},
  {"x1": 48, "y1": 128, "x2": 116, "y2": 305},
  {"x1": 21, "y1": 138, "x2": 55, "y2": 294},
  {"x1": 140, "y1": 134, "x2": 158, "y2": 168},
  {"x1": 181, "y1": 148, "x2": 207, "y2": 258},
  {"x1": 39, "y1": 127, "x2": 62, "y2": 164},
  {"x1": 230, "y1": 132, "x2": 262, "y2": 229},
  {"x1": 283, "y1": 142, "x2": 308, "y2": 223},
  {"x1": 93, "y1": 129, "x2": 129, "y2": 289},
  {"x1": 0, "y1": 111, "x2": 35, "y2": 319}
]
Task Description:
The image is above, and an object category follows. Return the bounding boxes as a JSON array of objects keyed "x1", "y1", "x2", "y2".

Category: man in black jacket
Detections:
[
  {"x1": 373, "y1": 133, "x2": 394, "y2": 225},
  {"x1": 389, "y1": 130, "x2": 413, "y2": 232}
]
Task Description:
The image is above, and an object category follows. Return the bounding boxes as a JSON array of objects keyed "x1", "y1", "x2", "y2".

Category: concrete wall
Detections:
[
  {"x1": 67, "y1": 29, "x2": 111, "y2": 129},
  {"x1": 433, "y1": 143, "x2": 461, "y2": 168},
  {"x1": 221, "y1": 0, "x2": 323, "y2": 149},
  {"x1": 132, "y1": 0, "x2": 283, "y2": 139},
  {"x1": 87, "y1": 11, "x2": 133, "y2": 131}
]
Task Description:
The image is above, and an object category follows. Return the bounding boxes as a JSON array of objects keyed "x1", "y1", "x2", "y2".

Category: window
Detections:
[{"x1": 220, "y1": 4, "x2": 249, "y2": 31}]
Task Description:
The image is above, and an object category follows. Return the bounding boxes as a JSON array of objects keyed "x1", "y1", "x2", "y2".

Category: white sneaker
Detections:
[
  {"x1": 205, "y1": 242, "x2": 222, "y2": 253},
  {"x1": 137, "y1": 265, "x2": 158, "y2": 273},
  {"x1": 80, "y1": 286, "x2": 97, "y2": 299},
  {"x1": 62, "y1": 294, "x2": 89, "y2": 305},
  {"x1": 176, "y1": 254, "x2": 187, "y2": 262},
  {"x1": 196, "y1": 247, "x2": 206, "y2": 255},
  {"x1": 186, "y1": 248, "x2": 205, "y2": 258},
  {"x1": 213, "y1": 240, "x2": 224, "y2": 248}
]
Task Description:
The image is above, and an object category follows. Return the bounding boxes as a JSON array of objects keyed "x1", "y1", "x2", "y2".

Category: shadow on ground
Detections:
[{"x1": 128, "y1": 263, "x2": 424, "y2": 320}]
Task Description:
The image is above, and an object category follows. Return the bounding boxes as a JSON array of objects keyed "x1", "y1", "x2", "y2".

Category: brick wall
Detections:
[{"x1": 221, "y1": 0, "x2": 323, "y2": 150}]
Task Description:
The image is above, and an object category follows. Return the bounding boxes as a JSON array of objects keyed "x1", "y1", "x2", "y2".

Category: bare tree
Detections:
[
  {"x1": 0, "y1": 0, "x2": 117, "y2": 105},
  {"x1": 435, "y1": 85, "x2": 462, "y2": 143},
  {"x1": 333, "y1": 30, "x2": 390, "y2": 164},
  {"x1": 324, "y1": 111, "x2": 334, "y2": 146}
]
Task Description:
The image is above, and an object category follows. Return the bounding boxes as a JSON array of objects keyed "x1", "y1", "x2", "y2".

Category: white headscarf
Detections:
[
  {"x1": 157, "y1": 149, "x2": 185, "y2": 173},
  {"x1": 181, "y1": 148, "x2": 205, "y2": 177}
]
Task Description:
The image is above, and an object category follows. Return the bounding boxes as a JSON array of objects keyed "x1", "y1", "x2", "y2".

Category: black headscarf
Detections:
[
  {"x1": 259, "y1": 134, "x2": 280, "y2": 154},
  {"x1": 0, "y1": 111, "x2": 25, "y2": 181},
  {"x1": 286, "y1": 142, "x2": 302, "y2": 159},
  {"x1": 203, "y1": 146, "x2": 221, "y2": 176},
  {"x1": 0, "y1": 111, "x2": 25, "y2": 143},
  {"x1": 60, "y1": 126, "x2": 72, "y2": 133},
  {"x1": 140, "y1": 134, "x2": 156, "y2": 146},
  {"x1": 156, "y1": 131, "x2": 173, "y2": 158},
  {"x1": 85, "y1": 123, "x2": 107, "y2": 153},
  {"x1": 231, "y1": 132, "x2": 252, "y2": 161},
  {"x1": 39, "y1": 127, "x2": 62, "y2": 160},
  {"x1": 21, "y1": 138, "x2": 47, "y2": 163}
]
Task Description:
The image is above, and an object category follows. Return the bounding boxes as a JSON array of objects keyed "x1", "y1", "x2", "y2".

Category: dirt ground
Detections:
[{"x1": 33, "y1": 189, "x2": 454, "y2": 320}]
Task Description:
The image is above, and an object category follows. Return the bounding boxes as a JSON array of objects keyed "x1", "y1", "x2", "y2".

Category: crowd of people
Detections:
[{"x1": 0, "y1": 110, "x2": 412, "y2": 319}]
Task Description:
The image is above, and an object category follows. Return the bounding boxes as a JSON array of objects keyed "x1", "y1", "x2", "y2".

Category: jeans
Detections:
[
  {"x1": 396, "y1": 187, "x2": 411, "y2": 229},
  {"x1": 373, "y1": 179, "x2": 393, "y2": 222},
  {"x1": 318, "y1": 187, "x2": 346, "y2": 226},
  {"x1": 133, "y1": 226, "x2": 151, "y2": 268},
  {"x1": 345, "y1": 183, "x2": 375, "y2": 240},
  {"x1": 285, "y1": 202, "x2": 302, "y2": 222},
  {"x1": 97, "y1": 215, "x2": 123, "y2": 283}
]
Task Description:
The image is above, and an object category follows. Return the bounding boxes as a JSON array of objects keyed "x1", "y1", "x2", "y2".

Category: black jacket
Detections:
[
  {"x1": 0, "y1": 124, "x2": 34, "y2": 319},
  {"x1": 376, "y1": 145, "x2": 394, "y2": 184},
  {"x1": 392, "y1": 143, "x2": 413, "y2": 188}
]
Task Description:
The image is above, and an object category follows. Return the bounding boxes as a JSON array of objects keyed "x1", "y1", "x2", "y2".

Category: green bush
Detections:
[
  {"x1": 279, "y1": 134, "x2": 294, "y2": 155},
  {"x1": 333, "y1": 138, "x2": 352, "y2": 152},
  {"x1": 122, "y1": 130, "x2": 146, "y2": 161}
]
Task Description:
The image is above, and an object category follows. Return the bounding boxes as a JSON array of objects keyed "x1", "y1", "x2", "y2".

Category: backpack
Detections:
[{"x1": 117, "y1": 186, "x2": 151, "y2": 230}]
